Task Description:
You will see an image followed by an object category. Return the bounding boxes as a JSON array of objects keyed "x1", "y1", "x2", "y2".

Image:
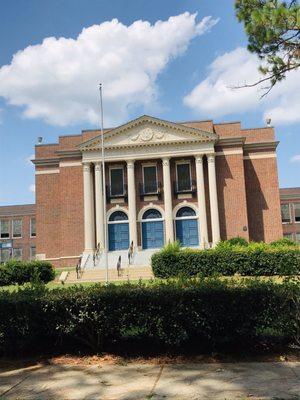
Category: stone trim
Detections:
[
  {"x1": 243, "y1": 153, "x2": 277, "y2": 160},
  {"x1": 244, "y1": 141, "x2": 279, "y2": 151},
  {"x1": 35, "y1": 169, "x2": 60, "y2": 175},
  {"x1": 78, "y1": 115, "x2": 218, "y2": 151},
  {"x1": 215, "y1": 149, "x2": 243, "y2": 156},
  {"x1": 60, "y1": 161, "x2": 82, "y2": 167}
]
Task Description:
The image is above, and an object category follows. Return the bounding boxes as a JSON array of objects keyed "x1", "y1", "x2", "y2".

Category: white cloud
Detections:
[
  {"x1": 290, "y1": 155, "x2": 300, "y2": 163},
  {"x1": 26, "y1": 154, "x2": 35, "y2": 165},
  {"x1": 0, "y1": 13, "x2": 218, "y2": 127},
  {"x1": 184, "y1": 47, "x2": 300, "y2": 126},
  {"x1": 29, "y1": 184, "x2": 35, "y2": 193}
]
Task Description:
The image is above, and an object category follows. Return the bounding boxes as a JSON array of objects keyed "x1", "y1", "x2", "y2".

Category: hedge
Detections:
[
  {"x1": 0, "y1": 279, "x2": 299, "y2": 356},
  {"x1": 0, "y1": 260, "x2": 55, "y2": 286},
  {"x1": 151, "y1": 244, "x2": 300, "y2": 279}
]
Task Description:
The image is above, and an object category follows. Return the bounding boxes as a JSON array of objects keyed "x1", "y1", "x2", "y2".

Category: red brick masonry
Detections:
[{"x1": 34, "y1": 117, "x2": 283, "y2": 267}]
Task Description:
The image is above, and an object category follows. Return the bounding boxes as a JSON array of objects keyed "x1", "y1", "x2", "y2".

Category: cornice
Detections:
[
  {"x1": 55, "y1": 149, "x2": 82, "y2": 158},
  {"x1": 244, "y1": 141, "x2": 279, "y2": 151},
  {"x1": 84, "y1": 137, "x2": 215, "y2": 152},
  {"x1": 280, "y1": 193, "x2": 300, "y2": 200},
  {"x1": 32, "y1": 158, "x2": 60, "y2": 167},
  {"x1": 216, "y1": 137, "x2": 246, "y2": 147}
]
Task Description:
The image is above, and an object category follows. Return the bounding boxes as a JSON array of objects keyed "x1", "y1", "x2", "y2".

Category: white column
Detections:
[
  {"x1": 127, "y1": 160, "x2": 138, "y2": 248},
  {"x1": 195, "y1": 155, "x2": 208, "y2": 247},
  {"x1": 207, "y1": 154, "x2": 220, "y2": 245},
  {"x1": 162, "y1": 157, "x2": 174, "y2": 243},
  {"x1": 94, "y1": 162, "x2": 104, "y2": 249},
  {"x1": 83, "y1": 162, "x2": 95, "y2": 252}
]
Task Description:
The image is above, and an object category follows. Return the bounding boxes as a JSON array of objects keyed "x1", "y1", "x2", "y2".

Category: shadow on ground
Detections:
[{"x1": 0, "y1": 358, "x2": 299, "y2": 400}]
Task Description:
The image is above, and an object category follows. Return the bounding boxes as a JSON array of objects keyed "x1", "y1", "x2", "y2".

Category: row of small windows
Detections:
[
  {"x1": 281, "y1": 203, "x2": 300, "y2": 224},
  {"x1": 0, "y1": 246, "x2": 36, "y2": 263},
  {"x1": 0, "y1": 218, "x2": 36, "y2": 239},
  {"x1": 108, "y1": 162, "x2": 194, "y2": 198}
]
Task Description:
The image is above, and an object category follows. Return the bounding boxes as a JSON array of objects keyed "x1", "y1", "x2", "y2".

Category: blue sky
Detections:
[{"x1": 0, "y1": 0, "x2": 299, "y2": 206}]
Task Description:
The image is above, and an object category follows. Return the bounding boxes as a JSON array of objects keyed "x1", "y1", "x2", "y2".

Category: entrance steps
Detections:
[
  {"x1": 66, "y1": 266, "x2": 154, "y2": 283},
  {"x1": 83, "y1": 248, "x2": 158, "y2": 269}
]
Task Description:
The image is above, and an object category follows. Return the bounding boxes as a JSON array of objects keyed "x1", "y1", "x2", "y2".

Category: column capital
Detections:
[
  {"x1": 207, "y1": 153, "x2": 216, "y2": 163},
  {"x1": 94, "y1": 162, "x2": 101, "y2": 172},
  {"x1": 195, "y1": 154, "x2": 204, "y2": 164},
  {"x1": 162, "y1": 157, "x2": 170, "y2": 167},
  {"x1": 82, "y1": 162, "x2": 91, "y2": 172},
  {"x1": 126, "y1": 159, "x2": 135, "y2": 168}
]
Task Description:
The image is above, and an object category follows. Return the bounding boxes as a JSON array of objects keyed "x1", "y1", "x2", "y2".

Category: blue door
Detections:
[
  {"x1": 142, "y1": 221, "x2": 164, "y2": 249},
  {"x1": 108, "y1": 223, "x2": 129, "y2": 251},
  {"x1": 176, "y1": 219, "x2": 199, "y2": 247}
]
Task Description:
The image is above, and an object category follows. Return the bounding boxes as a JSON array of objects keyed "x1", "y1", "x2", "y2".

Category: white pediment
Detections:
[{"x1": 79, "y1": 115, "x2": 217, "y2": 151}]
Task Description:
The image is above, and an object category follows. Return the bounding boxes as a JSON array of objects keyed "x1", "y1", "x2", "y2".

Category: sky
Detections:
[{"x1": 0, "y1": 0, "x2": 299, "y2": 206}]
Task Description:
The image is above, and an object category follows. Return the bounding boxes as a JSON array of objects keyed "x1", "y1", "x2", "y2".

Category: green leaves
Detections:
[
  {"x1": 0, "y1": 279, "x2": 298, "y2": 356},
  {"x1": 151, "y1": 240, "x2": 300, "y2": 278},
  {"x1": 0, "y1": 260, "x2": 55, "y2": 286},
  {"x1": 235, "y1": 0, "x2": 300, "y2": 93}
]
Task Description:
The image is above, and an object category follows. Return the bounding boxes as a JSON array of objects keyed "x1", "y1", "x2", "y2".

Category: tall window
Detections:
[
  {"x1": 12, "y1": 219, "x2": 22, "y2": 238},
  {"x1": 294, "y1": 203, "x2": 300, "y2": 222},
  {"x1": 0, "y1": 220, "x2": 9, "y2": 238},
  {"x1": 13, "y1": 248, "x2": 22, "y2": 260},
  {"x1": 30, "y1": 218, "x2": 36, "y2": 237},
  {"x1": 295, "y1": 233, "x2": 300, "y2": 244},
  {"x1": 143, "y1": 165, "x2": 157, "y2": 194},
  {"x1": 30, "y1": 246, "x2": 36, "y2": 260},
  {"x1": 281, "y1": 204, "x2": 291, "y2": 223},
  {"x1": 176, "y1": 162, "x2": 191, "y2": 192},
  {"x1": 110, "y1": 167, "x2": 124, "y2": 197}
]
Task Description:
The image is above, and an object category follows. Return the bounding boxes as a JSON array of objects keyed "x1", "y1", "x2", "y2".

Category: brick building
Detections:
[
  {"x1": 0, "y1": 204, "x2": 36, "y2": 262},
  {"x1": 280, "y1": 187, "x2": 300, "y2": 243},
  {"x1": 33, "y1": 115, "x2": 283, "y2": 267}
]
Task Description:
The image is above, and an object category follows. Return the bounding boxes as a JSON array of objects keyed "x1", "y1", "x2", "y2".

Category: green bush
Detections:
[
  {"x1": 216, "y1": 237, "x2": 249, "y2": 249},
  {"x1": 0, "y1": 260, "x2": 55, "y2": 286},
  {"x1": 0, "y1": 279, "x2": 298, "y2": 356},
  {"x1": 151, "y1": 243, "x2": 300, "y2": 278},
  {"x1": 270, "y1": 238, "x2": 299, "y2": 247}
]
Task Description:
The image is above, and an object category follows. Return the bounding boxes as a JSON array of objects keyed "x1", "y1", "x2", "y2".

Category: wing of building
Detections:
[{"x1": 33, "y1": 115, "x2": 283, "y2": 267}]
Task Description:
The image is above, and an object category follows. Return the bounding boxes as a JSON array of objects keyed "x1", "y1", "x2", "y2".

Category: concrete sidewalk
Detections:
[{"x1": 0, "y1": 361, "x2": 299, "y2": 400}]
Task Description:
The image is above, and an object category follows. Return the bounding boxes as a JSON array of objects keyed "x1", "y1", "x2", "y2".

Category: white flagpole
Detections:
[{"x1": 99, "y1": 84, "x2": 109, "y2": 284}]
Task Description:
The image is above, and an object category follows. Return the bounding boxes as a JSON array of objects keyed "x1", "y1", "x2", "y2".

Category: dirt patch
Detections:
[{"x1": 1, "y1": 347, "x2": 299, "y2": 371}]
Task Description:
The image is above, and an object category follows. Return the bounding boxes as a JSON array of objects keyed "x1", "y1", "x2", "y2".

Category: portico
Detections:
[{"x1": 80, "y1": 115, "x2": 221, "y2": 262}]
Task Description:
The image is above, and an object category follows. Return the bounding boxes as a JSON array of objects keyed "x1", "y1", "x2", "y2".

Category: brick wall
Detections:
[{"x1": 244, "y1": 157, "x2": 282, "y2": 242}]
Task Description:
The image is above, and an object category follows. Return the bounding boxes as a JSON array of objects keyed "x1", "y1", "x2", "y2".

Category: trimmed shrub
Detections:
[
  {"x1": 151, "y1": 244, "x2": 300, "y2": 278},
  {"x1": 216, "y1": 237, "x2": 249, "y2": 249},
  {"x1": 270, "y1": 238, "x2": 299, "y2": 247},
  {"x1": 0, "y1": 279, "x2": 298, "y2": 356},
  {"x1": 0, "y1": 260, "x2": 55, "y2": 286}
]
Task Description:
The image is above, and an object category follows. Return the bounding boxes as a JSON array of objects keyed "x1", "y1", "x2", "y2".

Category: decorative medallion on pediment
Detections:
[{"x1": 130, "y1": 127, "x2": 166, "y2": 143}]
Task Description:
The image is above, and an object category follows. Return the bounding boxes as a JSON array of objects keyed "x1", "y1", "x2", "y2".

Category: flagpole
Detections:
[{"x1": 99, "y1": 83, "x2": 108, "y2": 284}]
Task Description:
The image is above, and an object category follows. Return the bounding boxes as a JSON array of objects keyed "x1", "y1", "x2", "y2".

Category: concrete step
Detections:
[
  {"x1": 66, "y1": 266, "x2": 154, "y2": 283},
  {"x1": 83, "y1": 249, "x2": 158, "y2": 269}
]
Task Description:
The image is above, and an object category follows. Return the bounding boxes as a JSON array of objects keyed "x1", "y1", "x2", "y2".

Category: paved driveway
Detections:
[{"x1": 0, "y1": 361, "x2": 299, "y2": 399}]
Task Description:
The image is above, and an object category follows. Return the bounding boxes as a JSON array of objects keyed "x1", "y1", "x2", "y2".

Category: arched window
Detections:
[
  {"x1": 109, "y1": 211, "x2": 128, "y2": 222},
  {"x1": 176, "y1": 207, "x2": 196, "y2": 218},
  {"x1": 142, "y1": 209, "x2": 162, "y2": 220}
]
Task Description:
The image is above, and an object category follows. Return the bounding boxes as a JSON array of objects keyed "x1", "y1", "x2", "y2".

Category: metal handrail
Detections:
[
  {"x1": 173, "y1": 179, "x2": 197, "y2": 194},
  {"x1": 106, "y1": 184, "x2": 128, "y2": 200},
  {"x1": 139, "y1": 181, "x2": 162, "y2": 196}
]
